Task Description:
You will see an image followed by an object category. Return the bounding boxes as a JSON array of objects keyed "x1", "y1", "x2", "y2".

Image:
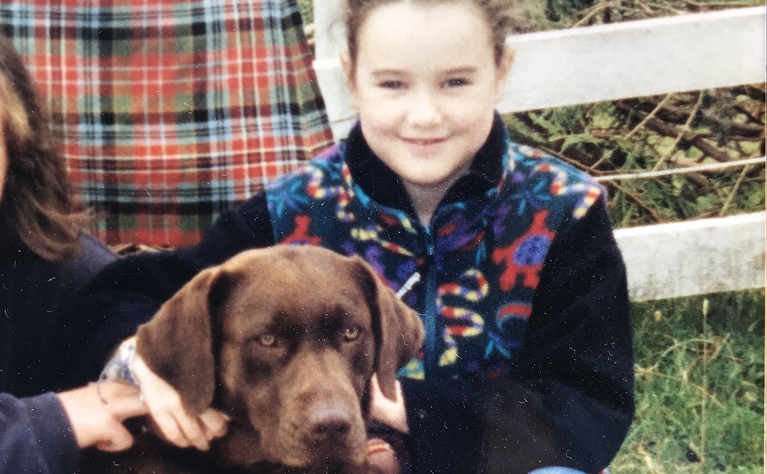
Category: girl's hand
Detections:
[
  {"x1": 367, "y1": 374, "x2": 409, "y2": 434},
  {"x1": 367, "y1": 438, "x2": 401, "y2": 474},
  {"x1": 57, "y1": 381, "x2": 146, "y2": 451},
  {"x1": 131, "y1": 355, "x2": 229, "y2": 450}
]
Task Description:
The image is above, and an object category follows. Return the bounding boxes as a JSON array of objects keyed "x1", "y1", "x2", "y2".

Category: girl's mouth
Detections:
[{"x1": 403, "y1": 137, "x2": 447, "y2": 146}]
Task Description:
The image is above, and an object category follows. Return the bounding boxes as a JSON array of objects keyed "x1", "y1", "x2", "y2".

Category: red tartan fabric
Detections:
[{"x1": 1, "y1": 0, "x2": 334, "y2": 246}]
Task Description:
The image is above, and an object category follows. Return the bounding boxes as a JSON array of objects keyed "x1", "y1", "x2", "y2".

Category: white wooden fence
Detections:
[{"x1": 312, "y1": 3, "x2": 766, "y2": 301}]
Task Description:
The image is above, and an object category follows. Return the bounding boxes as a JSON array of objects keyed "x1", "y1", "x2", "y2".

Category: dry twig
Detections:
[
  {"x1": 612, "y1": 182, "x2": 662, "y2": 221},
  {"x1": 719, "y1": 164, "x2": 753, "y2": 216},
  {"x1": 653, "y1": 91, "x2": 705, "y2": 170},
  {"x1": 641, "y1": 117, "x2": 733, "y2": 162},
  {"x1": 573, "y1": 1, "x2": 611, "y2": 27},
  {"x1": 624, "y1": 94, "x2": 673, "y2": 140}
]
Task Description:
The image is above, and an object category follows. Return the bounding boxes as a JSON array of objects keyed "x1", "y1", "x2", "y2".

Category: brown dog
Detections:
[{"x1": 78, "y1": 246, "x2": 424, "y2": 474}]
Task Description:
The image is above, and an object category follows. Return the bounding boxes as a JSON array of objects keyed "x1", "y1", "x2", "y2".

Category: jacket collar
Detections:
[{"x1": 344, "y1": 113, "x2": 509, "y2": 217}]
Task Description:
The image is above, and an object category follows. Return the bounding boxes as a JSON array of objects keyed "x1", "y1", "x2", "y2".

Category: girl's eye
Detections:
[
  {"x1": 445, "y1": 78, "x2": 469, "y2": 88},
  {"x1": 342, "y1": 326, "x2": 361, "y2": 342},
  {"x1": 379, "y1": 80, "x2": 405, "y2": 90},
  {"x1": 258, "y1": 334, "x2": 276, "y2": 347}
]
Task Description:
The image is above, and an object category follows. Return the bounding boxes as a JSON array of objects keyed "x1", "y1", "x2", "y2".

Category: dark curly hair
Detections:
[{"x1": 0, "y1": 33, "x2": 91, "y2": 261}]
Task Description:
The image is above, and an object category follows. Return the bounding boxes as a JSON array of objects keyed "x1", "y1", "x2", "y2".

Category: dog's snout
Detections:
[{"x1": 307, "y1": 405, "x2": 353, "y2": 440}]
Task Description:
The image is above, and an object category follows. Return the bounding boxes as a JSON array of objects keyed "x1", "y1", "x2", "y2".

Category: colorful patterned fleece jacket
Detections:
[{"x1": 69, "y1": 115, "x2": 634, "y2": 474}]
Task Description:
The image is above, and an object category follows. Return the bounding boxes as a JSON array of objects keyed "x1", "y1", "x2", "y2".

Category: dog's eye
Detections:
[
  {"x1": 258, "y1": 334, "x2": 276, "y2": 347},
  {"x1": 342, "y1": 326, "x2": 360, "y2": 342}
]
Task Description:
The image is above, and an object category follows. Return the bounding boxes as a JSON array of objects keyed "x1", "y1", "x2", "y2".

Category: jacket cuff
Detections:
[{"x1": 23, "y1": 392, "x2": 80, "y2": 473}]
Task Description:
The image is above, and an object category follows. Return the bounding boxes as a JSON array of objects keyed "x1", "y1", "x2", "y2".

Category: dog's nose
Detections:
[{"x1": 307, "y1": 405, "x2": 352, "y2": 440}]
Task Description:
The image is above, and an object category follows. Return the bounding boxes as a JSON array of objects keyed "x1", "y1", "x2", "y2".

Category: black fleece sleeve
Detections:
[
  {"x1": 0, "y1": 392, "x2": 79, "y2": 474},
  {"x1": 60, "y1": 194, "x2": 276, "y2": 387},
  {"x1": 401, "y1": 200, "x2": 635, "y2": 474}
]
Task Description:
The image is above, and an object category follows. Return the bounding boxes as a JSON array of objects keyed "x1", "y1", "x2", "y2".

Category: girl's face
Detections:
[{"x1": 343, "y1": 0, "x2": 512, "y2": 193}]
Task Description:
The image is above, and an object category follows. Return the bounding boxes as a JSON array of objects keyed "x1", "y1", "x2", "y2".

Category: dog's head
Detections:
[{"x1": 135, "y1": 246, "x2": 424, "y2": 470}]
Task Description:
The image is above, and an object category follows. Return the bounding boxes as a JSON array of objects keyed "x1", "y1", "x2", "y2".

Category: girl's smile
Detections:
[
  {"x1": 402, "y1": 136, "x2": 449, "y2": 156},
  {"x1": 341, "y1": 0, "x2": 513, "y2": 223}
]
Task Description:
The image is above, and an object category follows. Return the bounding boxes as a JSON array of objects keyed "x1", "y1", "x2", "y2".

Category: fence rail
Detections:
[
  {"x1": 312, "y1": 3, "x2": 766, "y2": 300},
  {"x1": 616, "y1": 211, "x2": 765, "y2": 301}
]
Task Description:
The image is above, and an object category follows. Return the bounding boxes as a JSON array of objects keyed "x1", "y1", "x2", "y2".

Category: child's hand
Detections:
[
  {"x1": 57, "y1": 381, "x2": 146, "y2": 451},
  {"x1": 131, "y1": 355, "x2": 229, "y2": 450},
  {"x1": 367, "y1": 438, "x2": 401, "y2": 474},
  {"x1": 368, "y1": 374, "x2": 409, "y2": 434}
]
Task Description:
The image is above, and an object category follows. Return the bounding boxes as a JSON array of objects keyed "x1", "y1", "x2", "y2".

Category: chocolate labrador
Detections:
[{"x1": 79, "y1": 246, "x2": 424, "y2": 474}]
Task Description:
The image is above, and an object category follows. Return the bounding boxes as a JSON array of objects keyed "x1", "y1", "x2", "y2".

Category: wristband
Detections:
[{"x1": 99, "y1": 336, "x2": 140, "y2": 386}]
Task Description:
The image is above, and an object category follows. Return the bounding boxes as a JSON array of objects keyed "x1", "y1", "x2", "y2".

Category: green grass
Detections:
[{"x1": 614, "y1": 290, "x2": 764, "y2": 473}]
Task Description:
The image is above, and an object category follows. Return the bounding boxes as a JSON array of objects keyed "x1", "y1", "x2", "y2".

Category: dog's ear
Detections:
[
  {"x1": 352, "y1": 256, "x2": 424, "y2": 401},
  {"x1": 135, "y1": 267, "x2": 230, "y2": 415}
]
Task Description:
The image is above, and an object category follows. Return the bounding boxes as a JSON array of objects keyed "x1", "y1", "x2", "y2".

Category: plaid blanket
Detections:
[{"x1": 1, "y1": 0, "x2": 333, "y2": 246}]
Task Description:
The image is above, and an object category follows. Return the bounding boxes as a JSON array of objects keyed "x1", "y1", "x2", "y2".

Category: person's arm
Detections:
[
  {"x1": 401, "y1": 200, "x2": 634, "y2": 474},
  {"x1": 52, "y1": 195, "x2": 273, "y2": 452},
  {"x1": 56, "y1": 382, "x2": 147, "y2": 451},
  {"x1": 0, "y1": 392, "x2": 79, "y2": 474},
  {"x1": 59, "y1": 194, "x2": 276, "y2": 386},
  {"x1": 0, "y1": 382, "x2": 145, "y2": 474}
]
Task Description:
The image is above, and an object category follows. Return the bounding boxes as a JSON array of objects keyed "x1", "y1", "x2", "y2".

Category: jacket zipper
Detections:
[{"x1": 422, "y1": 229, "x2": 438, "y2": 379}]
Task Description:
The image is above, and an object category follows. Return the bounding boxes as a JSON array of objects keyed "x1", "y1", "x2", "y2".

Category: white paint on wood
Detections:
[
  {"x1": 313, "y1": 59, "x2": 354, "y2": 138},
  {"x1": 312, "y1": 0, "x2": 345, "y2": 61},
  {"x1": 615, "y1": 212, "x2": 766, "y2": 301},
  {"x1": 313, "y1": 7, "x2": 766, "y2": 140},
  {"x1": 500, "y1": 7, "x2": 766, "y2": 113}
]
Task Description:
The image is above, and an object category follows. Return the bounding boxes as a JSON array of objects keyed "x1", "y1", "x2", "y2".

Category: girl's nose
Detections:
[{"x1": 408, "y1": 90, "x2": 441, "y2": 127}]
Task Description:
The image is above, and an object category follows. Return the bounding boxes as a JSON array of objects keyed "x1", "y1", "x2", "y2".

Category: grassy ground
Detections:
[{"x1": 614, "y1": 290, "x2": 764, "y2": 473}]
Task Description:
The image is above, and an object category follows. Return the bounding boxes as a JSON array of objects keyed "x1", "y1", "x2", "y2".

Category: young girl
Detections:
[
  {"x1": 0, "y1": 33, "x2": 160, "y2": 473},
  {"x1": 76, "y1": 0, "x2": 634, "y2": 472}
]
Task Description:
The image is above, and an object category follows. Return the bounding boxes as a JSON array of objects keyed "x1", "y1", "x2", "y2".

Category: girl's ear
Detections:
[
  {"x1": 494, "y1": 46, "x2": 515, "y2": 103},
  {"x1": 340, "y1": 52, "x2": 359, "y2": 109}
]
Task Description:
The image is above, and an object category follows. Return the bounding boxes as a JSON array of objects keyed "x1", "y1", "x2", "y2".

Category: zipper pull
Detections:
[
  {"x1": 396, "y1": 272, "x2": 422, "y2": 299},
  {"x1": 423, "y1": 228, "x2": 435, "y2": 257}
]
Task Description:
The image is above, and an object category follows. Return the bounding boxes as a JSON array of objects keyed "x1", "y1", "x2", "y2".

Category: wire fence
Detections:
[{"x1": 594, "y1": 156, "x2": 766, "y2": 182}]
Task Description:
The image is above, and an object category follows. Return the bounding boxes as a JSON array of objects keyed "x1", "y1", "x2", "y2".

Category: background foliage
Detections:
[
  {"x1": 497, "y1": 0, "x2": 765, "y2": 228},
  {"x1": 505, "y1": 89, "x2": 765, "y2": 228}
]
